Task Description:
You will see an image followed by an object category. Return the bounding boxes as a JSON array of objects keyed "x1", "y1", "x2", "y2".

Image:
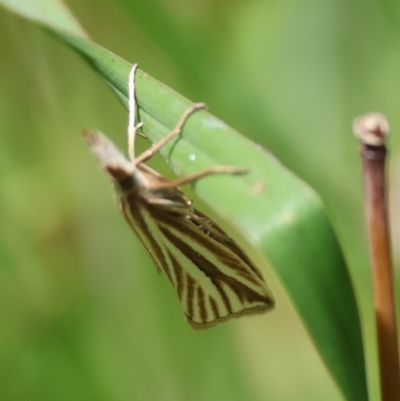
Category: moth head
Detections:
[{"x1": 83, "y1": 131, "x2": 136, "y2": 183}]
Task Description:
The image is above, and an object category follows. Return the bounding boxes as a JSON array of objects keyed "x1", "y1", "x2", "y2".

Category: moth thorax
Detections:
[{"x1": 114, "y1": 168, "x2": 147, "y2": 194}]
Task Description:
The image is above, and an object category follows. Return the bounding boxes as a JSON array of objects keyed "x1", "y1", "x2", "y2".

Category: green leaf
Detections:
[{"x1": 0, "y1": 1, "x2": 368, "y2": 401}]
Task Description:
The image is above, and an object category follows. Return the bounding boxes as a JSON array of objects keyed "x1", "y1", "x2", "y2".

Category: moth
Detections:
[{"x1": 83, "y1": 64, "x2": 274, "y2": 329}]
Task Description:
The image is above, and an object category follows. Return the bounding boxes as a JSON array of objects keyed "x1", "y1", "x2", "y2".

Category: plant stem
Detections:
[{"x1": 353, "y1": 113, "x2": 400, "y2": 401}]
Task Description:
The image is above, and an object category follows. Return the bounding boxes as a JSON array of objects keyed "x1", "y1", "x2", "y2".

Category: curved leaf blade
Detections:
[{"x1": 0, "y1": 2, "x2": 368, "y2": 401}]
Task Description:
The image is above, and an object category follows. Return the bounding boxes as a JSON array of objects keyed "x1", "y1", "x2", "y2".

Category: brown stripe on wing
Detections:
[
  {"x1": 197, "y1": 286, "x2": 208, "y2": 323},
  {"x1": 120, "y1": 194, "x2": 174, "y2": 284},
  {"x1": 192, "y1": 209, "x2": 264, "y2": 280},
  {"x1": 152, "y1": 209, "x2": 261, "y2": 287},
  {"x1": 167, "y1": 250, "x2": 209, "y2": 325},
  {"x1": 119, "y1": 197, "x2": 161, "y2": 272},
  {"x1": 186, "y1": 274, "x2": 196, "y2": 319},
  {"x1": 159, "y1": 226, "x2": 269, "y2": 308},
  {"x1": 159, "y1": 226, "x2": 235, "y2": 313},
  {"x1": 168, "y1": 251, "x2": 184, "y2": 301},
  {"x1": 209, "y1": 296, "x2": 219, "y2": 320}
]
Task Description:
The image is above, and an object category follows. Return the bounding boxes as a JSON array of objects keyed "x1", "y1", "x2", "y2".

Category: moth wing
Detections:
[{"x1": 149, "y1": 206, "x2": 275, "y2": 329}]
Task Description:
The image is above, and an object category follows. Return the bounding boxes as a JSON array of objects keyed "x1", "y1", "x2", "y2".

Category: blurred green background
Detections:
[{"x1": 1, "y1": 0, "x2": 399, "y2": 400}]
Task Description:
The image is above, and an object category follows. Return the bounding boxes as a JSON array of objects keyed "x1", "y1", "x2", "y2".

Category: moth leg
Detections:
[
  {"x1": 127, "y1": 64, "x2": 144, "y2": 161},
  {"x1": 145, "y1": 198, "x2": 191, "y2": 212},
  {"x1": 158, "y1": 166, "x2": 248, "y2": 189},
  {"x1": 134, "y1": 103, "x2": 207, "y2": 165}
]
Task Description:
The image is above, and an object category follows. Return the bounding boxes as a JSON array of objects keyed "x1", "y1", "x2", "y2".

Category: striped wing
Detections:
[{"x1": 120, "y1": 188, "x2": 275, "y2": 329}]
